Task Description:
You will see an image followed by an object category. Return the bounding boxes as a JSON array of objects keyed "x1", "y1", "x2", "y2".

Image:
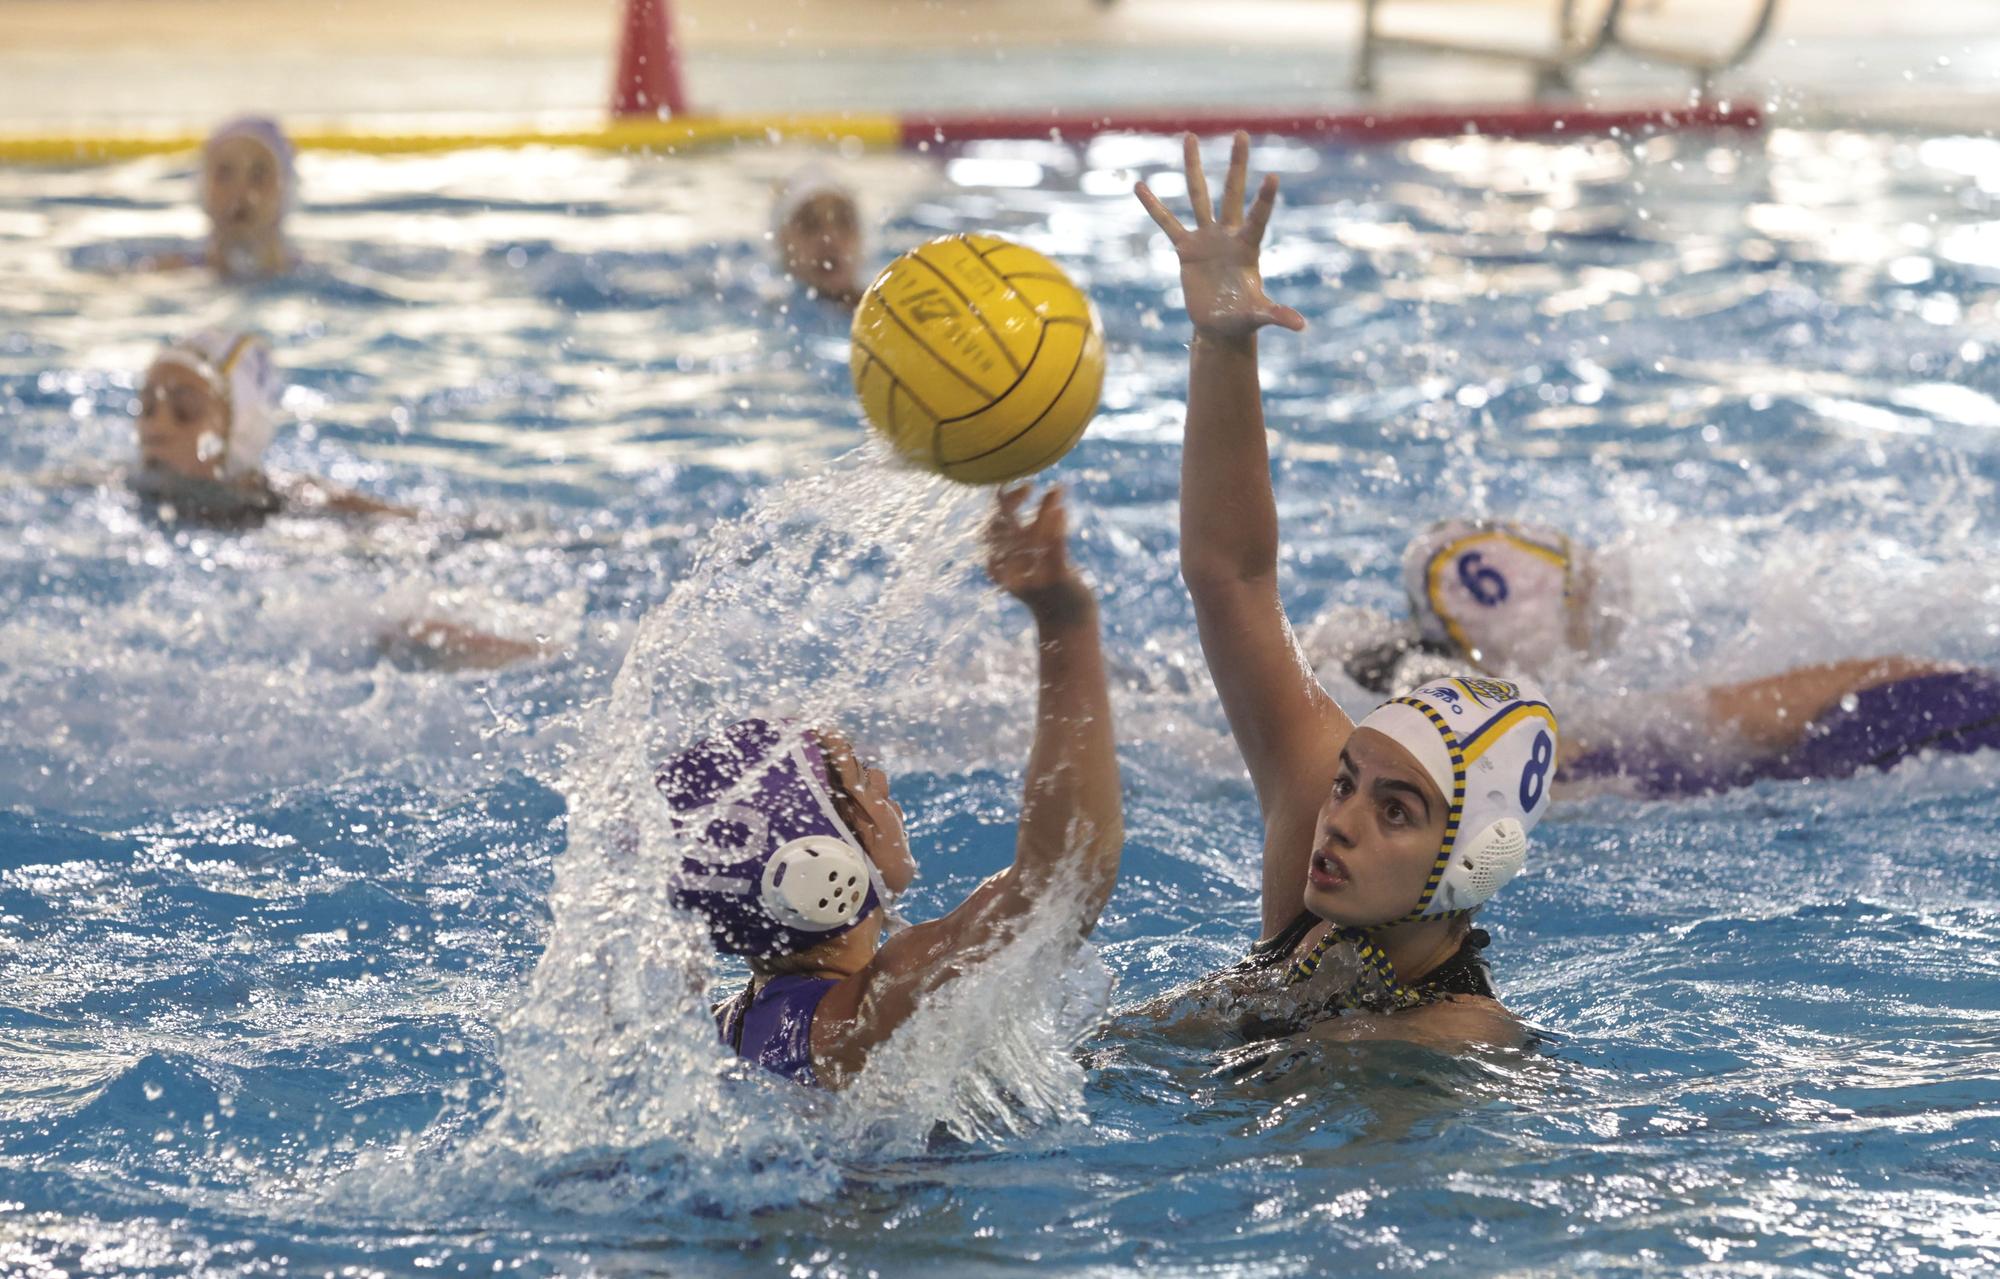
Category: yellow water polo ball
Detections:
[{"x1": 850, "y1": 234, "x2": 1105, "y2": 485}]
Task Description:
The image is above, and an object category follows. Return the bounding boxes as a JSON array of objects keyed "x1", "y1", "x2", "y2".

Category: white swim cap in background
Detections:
[
  {"x1": 771, "y1": 161, "x2": 856, "y2": 237},
  {"x1": 202, "y1": 115, "x2": 298, "y2": 216},
  {"x1": 1353, "y1": 674, "x2": 1559, "y2": 919},
  {"x1": 1298, "y1": 603, "x2": 1469, "y2": 698},
  {"x1": 151, "y1": 329, "x2": 283, "y2": 476},
  {"x1": 1403, "y1": 520, "x2": 1592, "y2": 673}
]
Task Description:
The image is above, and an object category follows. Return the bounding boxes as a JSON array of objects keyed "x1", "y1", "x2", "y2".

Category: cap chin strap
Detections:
[
  {"x1": 1289, "y1": 924, "x2": 1432, "y2": 1011},
  {"x1": 1393, "y1": 696, "x2": 1468, "y2": 922},
  {"x1": 789, "y1": 739, "x2": 897, "y2": 930}
]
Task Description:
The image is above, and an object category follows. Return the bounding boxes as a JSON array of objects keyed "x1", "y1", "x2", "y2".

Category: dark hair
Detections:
[{"x1": 1343, "y1": 633, "x2": 1457, "y2": 697}]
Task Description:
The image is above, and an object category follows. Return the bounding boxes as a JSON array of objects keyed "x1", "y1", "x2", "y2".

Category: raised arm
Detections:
[
  {"x1": 1137, "y1": 132, "x2": 1352, "y2": 933},
  {"x1": 816, "y1": 486, "x2": 1122, "y2": 1081}
]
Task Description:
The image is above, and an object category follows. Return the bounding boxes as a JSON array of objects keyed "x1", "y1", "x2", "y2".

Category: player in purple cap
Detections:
[{"x1": 658, "y1": 485, "x2": 1123, "y2": 1089}]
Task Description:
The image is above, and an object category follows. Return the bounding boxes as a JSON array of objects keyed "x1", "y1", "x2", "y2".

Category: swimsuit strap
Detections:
[
  {"x1": 1238, "y1": 910, "x2": 1319, "y2": 970},
  {"x1": 716, "y1": 973, "x2": 839, "y2": 1086}
]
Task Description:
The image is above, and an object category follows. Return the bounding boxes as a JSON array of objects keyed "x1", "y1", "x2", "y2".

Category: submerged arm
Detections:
[
  {"x1": 1308, "y1": 995, "x2": 1526, "y2": 1052},
  {"x1": 1704, "y1": 656, "x2": 1947, "y2": 752},
  {"x1": 276, "y1": 474, "x2": 419, "y2": 519},
  {"x1": 379, "y1": 618, "x2": 552, "y2": 671},
  {"x1": 816, "y1": 488, "x2": 1122, "y2": 1083}
]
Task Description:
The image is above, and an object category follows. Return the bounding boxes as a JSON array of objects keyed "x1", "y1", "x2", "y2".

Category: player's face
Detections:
[
  {"x1": 135, "y1": 361, "x2": 229, "y2": 480},
  {"x1": 1303, "y1": 728, "x2": 1448, "y2": 927},
  {"x1": 202, "y1": 135, "x2": 285, "y2": 239},
  {"x1": 780, "y1": 192, "x2": 861, "y2": 297}
]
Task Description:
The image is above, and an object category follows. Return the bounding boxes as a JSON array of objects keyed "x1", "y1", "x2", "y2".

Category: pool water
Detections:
[{"x1": 2, "y1": 127, "x2": 1998, "y2": 1276}]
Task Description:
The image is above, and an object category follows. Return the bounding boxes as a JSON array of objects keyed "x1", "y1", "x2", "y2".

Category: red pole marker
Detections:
[{"x1": 611, "y1": 0, "x2": 690, "y2": 119}]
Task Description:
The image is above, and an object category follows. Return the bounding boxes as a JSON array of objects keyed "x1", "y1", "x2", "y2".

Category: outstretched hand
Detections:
[
  {"x1": 1135, "y1": 131, "x2": 1306, "y2": 339},
  {"x1": 986, "y1": 484, "x2": 1093, "y2": 624}
]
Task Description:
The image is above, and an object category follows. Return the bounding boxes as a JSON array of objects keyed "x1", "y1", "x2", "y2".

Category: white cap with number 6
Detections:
[{"x1": 1402, "y1": 520, "x2": 1581, "y2": 674}]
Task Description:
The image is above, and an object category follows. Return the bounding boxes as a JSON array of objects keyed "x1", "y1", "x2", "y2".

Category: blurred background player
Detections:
[
  {"x1": 133, "y1": 328, "x2": 550, "y2": 670},
  {"x1": 133, "y1": 328, "x2": 404, "y2": 523},
  {"x1": 771, "y1": 162, "x2": 864, "y2": 308},
  {"x1": 135, "y1": 116, "x2": 298, "y2": 279}
]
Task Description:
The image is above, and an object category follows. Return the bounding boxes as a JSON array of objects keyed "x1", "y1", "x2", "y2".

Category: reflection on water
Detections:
[{"x1": 0, "y1": 128, "x2": 1996, "y2": 1275}]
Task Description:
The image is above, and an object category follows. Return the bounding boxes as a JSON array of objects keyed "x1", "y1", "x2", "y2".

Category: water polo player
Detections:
[
  {"x1": 133, "y1": 329, "x2": 548, "y2": 669},
  {"x1": 137, "y1": 116, "x2": 297, "y2": 278},
  {"x1": 133, "y1": 328, "x2": 409, "y2": 523},
  {"x1": 1131, "y1": 134, "x2": 1559, "y2": 1047},
  {"x1": 658, "y1": 486, "x2": 1122, "y2": 1088},
  {"x1": 1306, "y1": 519, "x2": 2000, "y2": 797},
  {"x1": 772, "y1": 163, "x2": 863, "y2": 308},
  {"x1": 1234, "y1": 675, "x2": 1556, "y2": 1040},
  {"x1": 201, "y1": 116, "x2": 295, "y2": 279}
]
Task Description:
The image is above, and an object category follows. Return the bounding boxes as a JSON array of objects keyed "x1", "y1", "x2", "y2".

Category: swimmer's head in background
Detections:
[
  {"x1": 1403, "y1": 520, "x2": 1622, "y2": 675},
  {"x1": 772, "y1": 162, "x2": 863, "y2": 302},
  {"x1": 1355, "y1": 675, "x2": 1559, "y2": 919},
  {"x1": 201, "y1": 116, "x2": 295, "y2": 246},
  {"x1": 139, "y1": 329, "x2": 283, "y2": 481},
  {"x1": 1300, "y1": 603, "x2": 1458, "y2": 700},
  {"x1": 658, "y1": 718, "x2": 889, "y2": 960}
]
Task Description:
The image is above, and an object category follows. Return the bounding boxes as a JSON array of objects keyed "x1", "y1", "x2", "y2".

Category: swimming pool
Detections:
[{"x1": 2, "y1": 127, "x2": 1998, "y2": 1276}]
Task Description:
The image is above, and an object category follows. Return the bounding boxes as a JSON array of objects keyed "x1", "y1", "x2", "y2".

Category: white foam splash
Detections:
[
  {"x1": 0, "y1": 506, "x2": 586, "y2": 813},
  {"x1": 381, "y1": 447, "x2": 1113, "y2": 1214}
]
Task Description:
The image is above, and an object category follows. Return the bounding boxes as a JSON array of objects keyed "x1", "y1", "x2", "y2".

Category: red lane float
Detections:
[{"x1": 898, "y1": 100, "x2": 1762, "y2": 146}]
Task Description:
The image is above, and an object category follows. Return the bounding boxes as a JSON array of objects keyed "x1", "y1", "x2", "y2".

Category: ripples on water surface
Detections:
[{"x1": 2, "y1": 129, "x2": 1997, "y2": 1276}]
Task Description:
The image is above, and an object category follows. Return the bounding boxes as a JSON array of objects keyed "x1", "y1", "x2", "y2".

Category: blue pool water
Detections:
[{"x1": 2, "y1": 128, "x2": 1998, "y2": 1276}]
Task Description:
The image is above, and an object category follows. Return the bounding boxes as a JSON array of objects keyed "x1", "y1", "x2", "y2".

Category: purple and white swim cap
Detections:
[{"x1": 657, "y1": 718, "x2": 885, "y2": 960}]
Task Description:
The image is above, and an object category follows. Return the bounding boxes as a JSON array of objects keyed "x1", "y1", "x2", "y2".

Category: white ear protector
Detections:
[{"x1": 760, "y1": 835, "x2": 879, "y2": 931}]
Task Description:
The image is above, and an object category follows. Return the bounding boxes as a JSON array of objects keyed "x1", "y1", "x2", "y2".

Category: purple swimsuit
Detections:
[
  {"x1": 1567, "y1": 670, "x2": 2000, "y2": 798},
  {"x1": 715, "y1": 974, "x2": 838, "y2": 1087}
]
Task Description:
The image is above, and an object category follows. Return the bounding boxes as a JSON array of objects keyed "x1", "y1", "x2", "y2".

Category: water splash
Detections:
[{"x1": 352, "y1": 448, "x2": 1114, "y2": 1214}]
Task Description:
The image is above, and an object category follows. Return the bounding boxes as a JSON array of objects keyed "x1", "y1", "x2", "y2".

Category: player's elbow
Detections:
[{"x1": 1179, "y1": 552, "x2": 1267, "y2": 595}]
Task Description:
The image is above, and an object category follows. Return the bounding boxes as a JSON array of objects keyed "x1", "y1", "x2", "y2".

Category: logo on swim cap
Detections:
[
  {"x1": 1354, "y1": 676, "x2": 1559, "y2": 920},
  {"x1": 1457, "y1": 677, "x2": 1523, "y2": 704}
]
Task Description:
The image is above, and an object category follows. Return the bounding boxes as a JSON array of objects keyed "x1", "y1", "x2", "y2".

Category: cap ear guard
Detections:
[
  {"x1": 1433, "y1": 817, "x2": 1527, "y2": 915},
  {"x1": 761, "y1": 834, "x2": 878, "y2": 932}
]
